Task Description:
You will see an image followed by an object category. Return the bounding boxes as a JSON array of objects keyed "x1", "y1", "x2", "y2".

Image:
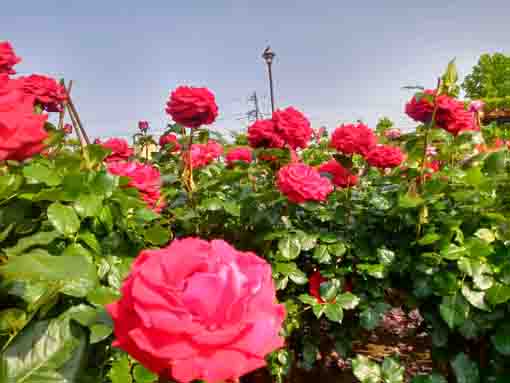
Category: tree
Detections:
[{"x1": 462, "y1": 53, "x2": 510, "y2": 99}]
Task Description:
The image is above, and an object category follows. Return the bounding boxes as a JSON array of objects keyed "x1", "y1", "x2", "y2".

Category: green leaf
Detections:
[
  {"x1": 418, "y1": 233, "x2": 441, "y2": 245},
  {"x1": 450, "y1": 353, "x2": 480, "y2": 383},
  {"x1": 295, "y1": 231, "x2": 318, "y2": 251},
  {"x1": 89, "y1": 323, "x2": 112, "y2": 344},
  {"x1": 377, "y1": 248, "x2": 396, "y2": 266},
  {"x1": 63, "y1": 304, "x2": 98, "y2": 327},
  {"x1": 491, "y1": 323, "x2": 510, "y2": 355},
  {"x1": 288, "y1": 268, "x2": 308, "y2": 285},
  {"x1": 0, "y1": 317, "x2": 86, "y2": 383},
  {"x1": 439, "y1": 295, "x2": 469, "y2": 329},
  {"x1": 486, "y1": 282, "x2": 510, "y2": 305},
  {"x1": 4, "y1": 231, "x2": 61, "y2": 257},
  {"x1": 0, "y1": 248, "x2": 98, "y2": 298},
  {"x1": 23, "y1": 163, "x2": 62, "y2": 186},
  {"x1": 320, "y1": 279, "x2": 340, "y2": 302},
  {"x1": 135, "y1": 208, "x2": 159, "y2": 222},
  {"x1": 108, "y1": 354, "x2": 132, "y2": 383},
  {"x1": 299, "y1": 294, "x2": 318, "y2": 306},
  {"x1": 132, "y1": 364, "x2": 157, "y2": 383},
  {"x1": 73, "y1": 194, "x2": 103, "y2": 218},
  {"x1": 78, "y1": 231, "x2": 102, "y2": 254},
  {"x1": 352, "y1": 355, "x2": 381, "y2": 383},
  {"x1": 474, "y1": 228, "x2": 495, "y2": 243},
  {"x1": 381, "y1": 357, "x2": 404, "y2": 383},
  {"x1": 86, "y1": 286, "x2": 120, "y2": 306},
  {"x1": 399, "y1": 193, "x2": 424, "y2": 208},
  {"x1": 200, "y1": 197, "x2": 223, "y2": 211},
  {"x1": 360, "y1": 303, "x2": 390, "y2": 331},
  {"x1": 324, "y1": 302, "x2": 344, "y2": 323},
  {"x1": 461, "y1": 285, "x2": 489, "y2": 311},
  {"x1": 336, "y1": 292, "x2": 360, "y2": 310},
  {"x1": 312, "y1": 303, "x2": 326, "y2": 319},
  {"x1": 313, "y1": 245, "x2": 331, "y2": 264},
  {"x1": 0, "y1": 308, "x2": 26, "y2": 333},
  {"x1": 278, "y1": 236, "x2": 301, "y2": 260},
  {"x1": 464, "y1": 167, "x2": 484, "y2": 186},
  {"x1": 91, "y1": 171, "x2": 118, "y2": 198},
  {"x1": 143, "y1": 224, "x2": 170, "y2": 246},
  {"x1": 47, "y1": 202, "x2": 80, "y2": 236},
  {"x1": 0, "y1": 174, "x2": 23, "y2": 199},
  {"x1": 440, "y1": 244, "x2": 467, "y2": 260}
]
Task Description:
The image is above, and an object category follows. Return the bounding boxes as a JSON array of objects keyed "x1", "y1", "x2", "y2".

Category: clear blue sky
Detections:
[{"x1": 2, "y1": 1, "x2": 509, "y2": 139}]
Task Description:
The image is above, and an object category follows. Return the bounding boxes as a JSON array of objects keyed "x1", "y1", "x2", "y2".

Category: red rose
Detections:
[
  {"x1": 0, "y1": 108, "x2": 48, "y2": 161},
  {"x1": 366, "y1": 145, "x2": 404, "y2": 169},
  {"x1": 138, "y1": 120, "x2": 149, "y2": 132},
  {"x1": 0, "y1": 41, "x2": 21, "y2": 75},
  {"x1": 276, "y1": 163, "x2": 333, "y2": 204},
  {"x1": 272, "y1": 107, "x2": 313, "y2": 150},
  {"x1": 107, "y1": 237, "x2": 286, "y2": 383},
  {"x1": 318, "y1": 159, "x2": 357, "y2": 188},
  {"x1": 0, "y1": 74, "x2": 33, "y2": 112},
  {"x1": 159, "y1": 134, "x2": 181, "y2": 152},
  {"x1": 405, "y1": 90, "x2": 436, "y2": 123},
  {"x1": 225, "y1": 147, "x2": 253, "y2": 166},
  {"x1": 101, "y1": 138, "x2": 134, "y2": 162},
  {"x1": 247, "y1": 119, "x2": 284, "y2": 149},
  {"x1": 107, "y1": 161, "x2": 165, "y2": 212},
  {"x1": 330, "y1": 123, "x2": 377, "y2": 156},
  {"x1": 166, "y1": 86, "x2": 218, "y2": 128},
  {"x1": 309, "y1": 271, "x2": 327, "y2": 303},
  {"x1": 186, "y1": 140, "x2": 223, "y2": 169},
  {"x1": 21, "y1": 74, "x2": 67, "y2": 112},
  {"x1": 63, "y1": 123, "x2": 73, "y2": 135},
  {"x1": 93, "y1": 138, "x2": 101, "y2": 144}
]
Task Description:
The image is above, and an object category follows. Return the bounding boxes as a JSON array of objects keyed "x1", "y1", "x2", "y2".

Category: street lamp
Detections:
[{"x1": 262, "y1": 46, "x2": 276, "y2": 113}]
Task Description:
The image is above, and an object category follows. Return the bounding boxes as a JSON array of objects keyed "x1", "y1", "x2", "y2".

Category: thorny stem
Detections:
[{"x1": 184, "y1": 129, "x2": 195, "y2": 194}]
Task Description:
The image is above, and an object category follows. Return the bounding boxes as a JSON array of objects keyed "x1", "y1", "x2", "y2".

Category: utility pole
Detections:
[
  {"x1": 262, "y1": 46, "x2": 276, "y2": 113},
  {"x1": 248, "y1": 91, "x2": 261, "y2": 120}
]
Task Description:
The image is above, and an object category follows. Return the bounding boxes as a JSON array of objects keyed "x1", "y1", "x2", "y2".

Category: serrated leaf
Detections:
[
  {"x1": 108, "y1": 354, "x2": 132, "y2": 383},
  {"x1": 143, "y1": 224, "x2": 170, "y2": 246},
  {"x1": 132, "y1": 364, "x2": 157, "y2": 383},
  {"x1": 312, "y1": 303, "x2": 326, "y2": 319},
  {"x1": 23, "y1": 163, "x2": 62, "y2": 186},
  {"x1": 461, "y1": 285, "x2": 489, "y2": 311},
  {"x1": 278, "y1": 236, "x2": 301, "y2": 260},
  {"x1": 324, "y1": 302, "x2": 343, "y2": 323},
  {"x1": 313, "y1": 245, "x2": 331, "y2": 264},
  {"x1": 73, "y1": 194, "x2": 103, "y2": 218},
  {"x1": 381, "y1": 357, "x2": 404, "y2": 383},
  {"x1": 486, "y1": 282, "x2": 510, "y2": 305},
  {"x1": 336, "y1": 292, "x2": 360, "y2": 310},
  {"x1": 439, "y1": 295, "x2": 469, "y2": 329},
  {"x1": 90, "y1": 323, "x2": 112, "y2": 344}
]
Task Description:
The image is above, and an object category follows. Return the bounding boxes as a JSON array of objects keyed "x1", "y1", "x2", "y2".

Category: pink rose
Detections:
[
  {"x1": 384, "y1": 128, "x2": 401, "y2": 140},
  {"x1": 0, "y1": 41, "x2": 21, "y2": 75},
  {"x1": 330, "y1": 123, "x2": 377, "y2": 156},
  {"x1": 107, "y1": 161, "x2": 164, "y2": 212},
  {"x1": 138, "y1": 120, "x2": 149, "y2": 132},
  {"x1": 247, "y1": 119, "x2": 284, "y2": 149},
  {"x1": 20, "y1": 74, "x2": 67, "y2": 112},
  {"x1": 101, "y1": 138, "x2": 135, "y2": 162},
  {"x1": 272, "y1": 107, "x2": 313, "y2": 150},
  {"x1": 107, "y1": 237, "x2": 286, "y2": 383},
  {"x1": 166, "y1": 86, "x2": 218, "y2": 128},
  {"x1": 277, "y1": 163, "x2": 334, "y2": 203},
  {"x1": 185, "y1": 140, "x2": 223, "y2": 169},
  {"x1": 366, "y1": 145, "x2": 404, "y2": 169},
  {"x1": 317, "y1": 159, "x2": 357, "y2": 188},
  {"x1": 225, "y1": 147, "x2": 253, "y2": 166},
  {"x1": 0, "y1": 108, "x2": 48, "y2": 161},
  {"x1": 469, "y1": 100, "x2": 484, "y2": 113}
]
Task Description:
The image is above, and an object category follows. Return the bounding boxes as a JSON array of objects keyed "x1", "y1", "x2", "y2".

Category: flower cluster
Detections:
[
  {"x1": 317, "y1": 159, "x2": 357, "y2": 188},
  {"x1": 247, "y1": 107, "x2": 312, "y2": 150},
  {"x1": 166, "y1": 86, "x2": 218, "y2": 128},
  {"x1": 107, "y1": 237, "x2": 285, "y2": 383},
  {"x1": 21, "y1": 74, "x2": 67, "y2": 112},
  {"x1": 107, "y1": 161, "x2": 165, "y2": 212},
  {"x1": 329, "y1": 123, "x2": 376, "y2": 156},
  {"x1": 405, "y1": 90, "x2": 477, "y2": 136},
  {"x1": 185, "y1": 140, "x2": 223, "y2": 169},
  {"x1": 159, "y1": 134, "x2": 181, "y2": 152},
  {"x1": 0, "y1": 41, "x2": 21, "y2": 74},
  {"x1": 101, "y1": 138, "x2": 134, "y2": 162},
  {"x1": 225, "y1": 147, "x2": 253, "y2": 166},
  {"x1": 277, "y1": 163, "x2": 333, "y2": 203}
]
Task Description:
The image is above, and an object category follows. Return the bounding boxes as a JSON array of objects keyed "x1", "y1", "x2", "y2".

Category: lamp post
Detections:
[{"x1": 262, "y1": 46, "x2": 276, "y2": 113}]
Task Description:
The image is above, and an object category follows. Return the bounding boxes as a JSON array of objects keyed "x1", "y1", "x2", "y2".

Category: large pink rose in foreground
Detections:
[
  {"x1": 166, "y1": 86, "x2": 218, "y2": 128},
  {"x1": 101, "y1": 138, "x2": 134, "y2": 162},
  {"x1": 107, "y1": 161, "x2": 164, "y2": 212},
  {"x1": 107, "y1": 237, "x2": 286, "y2": 383},
  {"x1": 277, "y1": 163, "x2": 333, "y2": 203},
  {"x1": 0, "y1": 41, "x2": 21, "y2": 75}
]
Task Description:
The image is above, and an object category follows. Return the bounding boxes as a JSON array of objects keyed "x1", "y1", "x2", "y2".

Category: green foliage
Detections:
[{"x1": 462, "y1": 53, "x2": 510, "y2": 99}]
